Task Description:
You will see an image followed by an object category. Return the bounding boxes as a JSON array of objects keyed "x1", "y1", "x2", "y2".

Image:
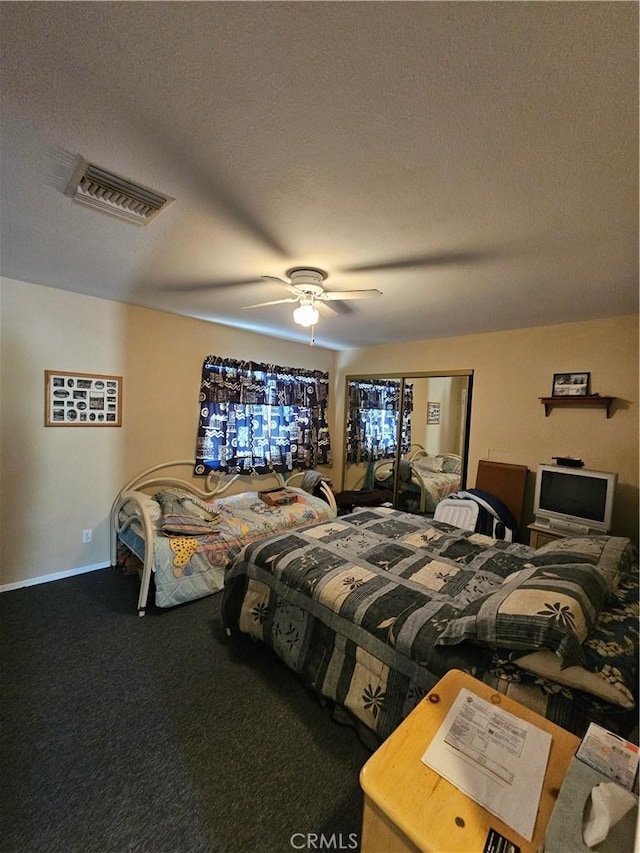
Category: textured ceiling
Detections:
[{"x1": 1, "y1": 2, "x2": 637, "y2": 350}]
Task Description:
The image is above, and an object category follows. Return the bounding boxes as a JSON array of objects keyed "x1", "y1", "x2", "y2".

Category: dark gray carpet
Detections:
[{"x1": 0, "y1": 569, "x2": 371, "y2": 853}]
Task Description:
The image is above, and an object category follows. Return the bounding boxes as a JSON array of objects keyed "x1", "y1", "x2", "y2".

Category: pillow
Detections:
[
  {"x1": 415, "y1": 453, "x2": 443, "y2": 473},
  {"x1": 119, "y1": 490, "x2": 162, "y2": 525},
  {"x1": 438, "y1": 454, "x2": 462, "y2": 474},
  {"x1": 512, "y1": 650, "x2": 635, "y2": 709},
  {"x1": 531, "y1": 535, "x2": 636, "y2": 593},
  {"x1": 437, "y1": 562, "x2": 611, "y2": 668}
]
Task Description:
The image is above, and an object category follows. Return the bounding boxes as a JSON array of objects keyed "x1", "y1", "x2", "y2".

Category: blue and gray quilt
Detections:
[{"x1": 222, "y1": 507, "x2": 638, "y2": 741}]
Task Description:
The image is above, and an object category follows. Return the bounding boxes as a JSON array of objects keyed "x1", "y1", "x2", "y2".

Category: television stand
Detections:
[{"x1": 527, "y1": 523, "x2": 571, "y2": 549}]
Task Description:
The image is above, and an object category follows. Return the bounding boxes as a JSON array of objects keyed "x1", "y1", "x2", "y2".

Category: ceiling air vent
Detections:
[{"x1": 65, "y1": 157, "x2": 174, "y2": 225}]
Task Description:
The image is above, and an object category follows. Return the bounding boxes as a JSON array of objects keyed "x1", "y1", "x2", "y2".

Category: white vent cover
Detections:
[{"x1": 65, "y1": 157, "x2": 174, "y2": 225}]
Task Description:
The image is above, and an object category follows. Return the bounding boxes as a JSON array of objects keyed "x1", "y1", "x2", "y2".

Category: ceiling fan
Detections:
[{"x1": 243, "y1": 267, "x2": 382, "y2": 327}]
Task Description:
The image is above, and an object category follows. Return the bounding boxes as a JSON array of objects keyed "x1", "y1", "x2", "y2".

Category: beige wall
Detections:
[
  {"x1": 411, "y1": 375, "x2": 467, "y2": 456},
  {"x1": 1, "y1": 276, "x2": 638, "y2": 589},
  {"x1": 335, "y1": 315, "x2": 639, "y2": 541},
  {"x1": 0, "y1": 277, "x2": 335, "y2": 588}
]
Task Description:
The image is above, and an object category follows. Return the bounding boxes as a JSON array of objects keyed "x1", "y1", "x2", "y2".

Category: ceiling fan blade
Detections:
[
  {"x1": 322, "y1": 289, "x2": 383, "y2": 301},
  {"x1": 260, "y1": 275, "x2": 290, "y2": 286},
  {"x1": 242, "y1": 297, "x2": 299, "y2": 309},
  {"x1": 316, "y1": 300, "x2": 341, "y2": 317},
  {"x1": 341, "y1": 251, "x2": 488, "y2": 274}
]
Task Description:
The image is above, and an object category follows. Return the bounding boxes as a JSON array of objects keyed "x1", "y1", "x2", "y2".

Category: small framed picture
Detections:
[
  {"x1": 552, "y1": 372, "x2": 590, "y2": 397},
  {"x1": 45, "y1": 370, "x2": 122, "y2": 426},
  {"x1": 427, "y1": 401, "x2": 441, "y2": 424}
]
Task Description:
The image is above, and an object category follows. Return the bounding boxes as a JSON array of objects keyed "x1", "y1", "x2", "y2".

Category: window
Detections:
[
  {"x1": 345, "y1": 379, "x2": 412, "y2": 463},
  {"x1": 194, "y1": 357, "x2": 331, "y2": 475}
]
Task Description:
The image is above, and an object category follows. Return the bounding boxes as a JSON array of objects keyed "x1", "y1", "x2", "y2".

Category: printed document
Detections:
[
  {"x1": 421, "y1": 688, "x2": 551, "y2": 841},
  {"x1": 576, "y1": 722, "x2": 639, "y2": 790}
]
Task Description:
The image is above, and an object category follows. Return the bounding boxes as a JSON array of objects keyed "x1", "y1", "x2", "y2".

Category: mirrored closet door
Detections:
[{"x1": 343, "y1": 371, "x2": 473, "y2": 515}]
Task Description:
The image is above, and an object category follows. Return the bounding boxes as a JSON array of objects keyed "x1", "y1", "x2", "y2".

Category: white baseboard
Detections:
[{"x1": 0, "y1": 561, "x2": 111, "y2": 594}]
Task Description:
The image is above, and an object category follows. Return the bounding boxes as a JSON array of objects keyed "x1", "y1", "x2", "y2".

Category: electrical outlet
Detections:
[{"x1": 82, "y1": 529, "x2": 92, "y2": 544}]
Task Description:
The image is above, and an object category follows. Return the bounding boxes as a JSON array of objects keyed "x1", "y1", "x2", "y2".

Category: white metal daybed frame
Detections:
[{"x1": 110, "y1": 459, "x2": 337, "y2": 616}]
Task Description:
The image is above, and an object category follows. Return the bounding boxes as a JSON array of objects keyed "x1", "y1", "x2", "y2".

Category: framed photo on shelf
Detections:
[
  {"x1": 427, "y1": 401, "x2": 441, "y2": 424},
  {"x1": 552, "y1": 372, "x2": 590, "y2": 397},
  {"x1": 45, "y1": 370, "x2": 122, "y2": 427}
]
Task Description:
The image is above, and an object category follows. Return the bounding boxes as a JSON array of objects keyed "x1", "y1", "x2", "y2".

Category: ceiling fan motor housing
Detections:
[{"x1": 287, "y1": 267, "x2": 327, "y2": 292}]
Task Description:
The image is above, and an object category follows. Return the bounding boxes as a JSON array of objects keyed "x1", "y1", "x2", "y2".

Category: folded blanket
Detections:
[
  {"x1": 300, "y1": 470, "x2": 326, "y2": 493},
  {"x1": 155, "y1": 489, "x2": 221, "y2": 535},
  {"x1": 160, "y1": 513, "x2": 221, "y2": 535}
]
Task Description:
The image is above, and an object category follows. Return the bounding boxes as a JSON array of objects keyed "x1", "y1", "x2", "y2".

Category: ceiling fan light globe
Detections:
[{"x1": 293, "y1": 304, "x2": 319, "y2": 327}]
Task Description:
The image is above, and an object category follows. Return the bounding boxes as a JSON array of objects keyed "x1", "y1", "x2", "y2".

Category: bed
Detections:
[
  {"x1": 111, "y1": 460, "x2": 337, "y2": 616},
  {"x1": 221, "y1": 506, "x2": 638, "y2": 743},
  {"x1": 373, "y1": 446, "x2": 462, "y2": 513}
]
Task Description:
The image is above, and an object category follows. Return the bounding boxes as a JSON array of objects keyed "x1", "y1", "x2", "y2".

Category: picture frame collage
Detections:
[{"x1": 45, "y1": 370, "x2": 122, "y2": 427}]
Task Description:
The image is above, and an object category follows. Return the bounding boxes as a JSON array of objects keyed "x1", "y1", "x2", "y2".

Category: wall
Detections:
[
  {"x1": 0, "y1": 277, "x2": 335, "y2": 588},
  {"x1": 2, "y1": 277, "x2": 637, "y2": 591},
  {"x1": 411, "y1": 375, "x2": 467, "y2": 456},
  {"x1": 335, "y1": 315, "x2": 639, "y2": 542}
]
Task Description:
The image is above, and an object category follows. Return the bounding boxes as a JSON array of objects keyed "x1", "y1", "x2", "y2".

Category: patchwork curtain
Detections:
[
  {"x1": 194, "y1": 356, "x2": 332, "y2": 474},
  {"x1": 345, "y1": 379, "x2": 412, "y2": 463}
]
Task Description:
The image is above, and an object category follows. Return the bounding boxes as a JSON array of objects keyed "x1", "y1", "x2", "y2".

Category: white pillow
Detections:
[
  {"x1": 119, "y1": 490, "x2": 162, "y2": 525},
  {"x1": 418, "y1": 453, "x2": 444, "y2": 473},
  {"x1": 514, "y1": 649, "x2": 635, "y2": 709}
]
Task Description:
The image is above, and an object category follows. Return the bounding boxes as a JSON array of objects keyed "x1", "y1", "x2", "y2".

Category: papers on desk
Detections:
[
  {"x1": 576, "y1": 723, "x2": 639, "y2": 790},
  {"x1": 421, "y1": 688, "x2": 551, "y2": 842}
]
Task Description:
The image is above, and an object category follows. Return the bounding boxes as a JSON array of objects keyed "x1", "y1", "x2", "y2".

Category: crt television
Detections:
[{"x1": 533, "y1": 464, "x2": 617, "y2": 535}]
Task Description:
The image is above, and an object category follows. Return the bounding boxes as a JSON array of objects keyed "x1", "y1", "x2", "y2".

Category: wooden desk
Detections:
[{"x1": 359, "y1": 670, "x2": 580, "y2": 853}]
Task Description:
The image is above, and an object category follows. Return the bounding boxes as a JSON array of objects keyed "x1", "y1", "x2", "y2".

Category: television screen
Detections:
[{"x1": 539, "y1": 470, "x2": 608, "y2": 523}]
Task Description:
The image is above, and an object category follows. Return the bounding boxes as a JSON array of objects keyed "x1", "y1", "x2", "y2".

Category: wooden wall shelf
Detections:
[{"x1": 539, "y1": 396, "x2": 614, "y2": 418}]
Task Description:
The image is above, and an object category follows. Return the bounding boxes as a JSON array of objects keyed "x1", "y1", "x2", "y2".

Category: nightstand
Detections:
[
  {"x1": 359, "y1": 669, "x2": 579, "y2": 853},
  {"x1": 527, "y1": 523, "x2": 570, "y2": 549}
]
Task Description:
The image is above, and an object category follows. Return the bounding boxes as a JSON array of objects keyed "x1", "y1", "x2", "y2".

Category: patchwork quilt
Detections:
[{"x1": 222, "y1": 507, "x2": 638, "y2": 740}]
